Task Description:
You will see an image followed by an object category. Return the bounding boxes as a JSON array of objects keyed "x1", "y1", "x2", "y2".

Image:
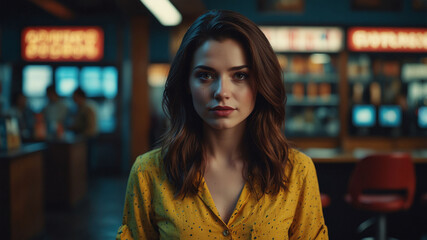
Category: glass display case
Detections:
[
  {"x1": 280, "y1": 53, "x2": 340, "y2": 137},
  {"x1": 346, "y1": 27, "x2": 427, "y2": 137},
  {"x1": 347, "y1": 54, "x2": 427, "y2": 137},
  {"x1": 261, "y1": 26, "x2": 344, "y2": 140}
]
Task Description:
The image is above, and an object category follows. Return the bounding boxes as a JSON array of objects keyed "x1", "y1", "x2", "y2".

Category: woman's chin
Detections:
[{"x1": 204, "y1": 119, "x2": 246, "y2": 131}]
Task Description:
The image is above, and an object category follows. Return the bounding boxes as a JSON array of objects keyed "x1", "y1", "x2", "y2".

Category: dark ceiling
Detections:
[{"x1": 0, "y1": 0, "x2": 205, "y2": 22}]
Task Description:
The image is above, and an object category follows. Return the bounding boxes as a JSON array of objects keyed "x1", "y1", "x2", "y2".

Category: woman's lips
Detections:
[{"x1": 210, "y1": 106, "x2": 235, "y2": 117}]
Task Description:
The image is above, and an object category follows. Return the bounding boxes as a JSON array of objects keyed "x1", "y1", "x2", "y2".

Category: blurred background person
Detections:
[
  {"x1": 8, "y1": 91, "x2": 35, "y2": 141},
  {"x1": 69, "y1": 88, "x2": 98, "y2": 138},
  {"x1": 43, "y1": 85, "x2": 69, "y2": 138},
  {"x1": 70, "y1": 87, "x2": 99, "y2": 172}
]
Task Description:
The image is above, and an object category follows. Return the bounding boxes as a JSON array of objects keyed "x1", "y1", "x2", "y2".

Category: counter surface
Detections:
[
  {"x1": 0, "y1": 142, "x2": 47, "y2": 160},
  {"x1": 302, "y1": 148, "x2": 427, "y2": 163}
]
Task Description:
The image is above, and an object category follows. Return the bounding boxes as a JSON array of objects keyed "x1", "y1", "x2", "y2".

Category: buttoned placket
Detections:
[{"x1": 197, "y1": 178, "x2": 252, "y2": 239}]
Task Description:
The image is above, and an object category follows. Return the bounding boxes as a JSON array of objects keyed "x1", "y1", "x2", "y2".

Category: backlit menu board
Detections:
[
  {"x1": 260, "y1": 26, "x2": 344, "y2": 52},
  {"x1": 348, "y1": 27, "x2": 427, "y2": 52},
  {"x1": 22, "y1": 27, "x2": 104, "y2": 61}
]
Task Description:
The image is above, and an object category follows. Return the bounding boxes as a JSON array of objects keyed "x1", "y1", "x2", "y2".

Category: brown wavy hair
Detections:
[{"x1": 161, "y1": 10, "x2": 290, "y2": 198}]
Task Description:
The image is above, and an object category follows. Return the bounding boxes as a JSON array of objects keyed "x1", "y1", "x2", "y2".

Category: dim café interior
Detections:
[{"x1": 0, "y1": 0, "x2": 426, "y2": 239}]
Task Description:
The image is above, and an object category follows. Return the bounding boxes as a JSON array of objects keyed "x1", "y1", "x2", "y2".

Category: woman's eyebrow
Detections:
[
  {"x1": 192, "y1": 65, "x2": 215, "y2": 72},
  {"x1": 192, "y1": 65, "x2": 250, "y2": 72},
  {"x1": 228, "y1": 65, "x2": 250, "y2": 71}
]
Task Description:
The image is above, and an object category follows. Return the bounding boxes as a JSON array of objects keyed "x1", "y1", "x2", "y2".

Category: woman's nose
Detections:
[{"x1": 213, "y1": 77, "x2": 230, "y2": 100}]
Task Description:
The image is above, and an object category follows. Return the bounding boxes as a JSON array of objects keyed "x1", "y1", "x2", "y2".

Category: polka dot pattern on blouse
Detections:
[{"x1": 116, "y1": 148, "x2": 328, "y2": 240}]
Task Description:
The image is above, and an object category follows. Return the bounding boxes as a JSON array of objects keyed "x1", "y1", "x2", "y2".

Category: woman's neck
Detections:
[{"x1": 202, "y1": 122, "x2": 247, "y2": 167}]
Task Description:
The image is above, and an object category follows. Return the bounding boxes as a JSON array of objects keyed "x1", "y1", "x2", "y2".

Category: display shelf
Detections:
[
  {"x1": 281, "y1": 53, "x2": 341, "y2": 139},
  {"x1": 347, "y1": 53, "x2": 427, "y2": 138},
  {"x1": 348, "y1": 76, "x2": 373, "y2": 83},
  {"x1": 287, "y1": 95, "x2": 339, "y2": 106},
  {"x1": 285, "y1": 73, "x2": 339, "y2": 83}
]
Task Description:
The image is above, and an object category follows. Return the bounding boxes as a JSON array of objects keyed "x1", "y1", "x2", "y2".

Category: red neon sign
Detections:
[
  {"x1": 348, "y1": 27, "x2": 427, "y2": 52},
  {"x1": 22, "y1": 27, "x2": 104, "y2": 61}
]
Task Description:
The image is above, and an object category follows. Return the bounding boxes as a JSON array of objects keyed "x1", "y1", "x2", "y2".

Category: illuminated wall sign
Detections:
[
  {"x1": 22, "y1": 27, "x2": 104, "y2": 61},
  {"x1": 348, "y1": 27, "x2": 427, "y2": 52},
  {"x1": 260, "y1": 26, "x2": 344, "y2": 52}
]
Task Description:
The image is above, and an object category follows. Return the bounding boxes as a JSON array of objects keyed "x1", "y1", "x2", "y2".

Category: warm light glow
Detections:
[
  {"x1": 348, "y1": 27, "x2": 427, "y2": 52},
  {"x1": 309, "y1": 54, "x2": 330, "y2": 64},
  {"x1": 140, "y1": 0, "x2": 182, "y2": 26},
  {"x1": 148, "y1": 64, "x2": 170, "y2": 87},
  {"x1": 260, "y1": 26, "x2": 343, "y2": 52},
  {"x1": 22, "y1": 27, "x2": 104, "y2": 61}
]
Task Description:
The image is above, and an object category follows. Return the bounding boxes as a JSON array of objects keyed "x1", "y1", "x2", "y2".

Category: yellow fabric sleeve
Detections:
[
  {"x1": 116, "y1": 155, "x2": 159, "y2": 240},
  {"x1": 289, "y1": 156, "x2": 328, "y2": 239}
]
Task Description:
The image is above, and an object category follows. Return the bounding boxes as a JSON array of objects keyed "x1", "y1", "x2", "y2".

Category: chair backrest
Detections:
[{"x1": 348, "y1": 153, "x2": 416, "y2": 209}]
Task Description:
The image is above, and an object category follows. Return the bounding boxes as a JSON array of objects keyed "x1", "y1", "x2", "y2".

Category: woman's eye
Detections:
[
  {"x1": 196, "y1": 72, "x2": 215, "y2": 81},
  {"x1": 234, "y1": 72, "x2": 249, "y2": 80}
]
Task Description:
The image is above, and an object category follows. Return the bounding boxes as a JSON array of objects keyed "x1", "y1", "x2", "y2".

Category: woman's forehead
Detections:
[{"x1": 191, "y1": 39, "x2": 248, "y2": 69}]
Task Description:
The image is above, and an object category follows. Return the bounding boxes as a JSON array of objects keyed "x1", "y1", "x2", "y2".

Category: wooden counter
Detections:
[
  {"x1": 301, "y1": 148, "x2": 427, "y2": 163},
  {"x1": 44, "y1": 137, "x2": 87, "y2": 208},
  {"x1": 0, "y1": 143, "x2": 47, "y2": 240}
]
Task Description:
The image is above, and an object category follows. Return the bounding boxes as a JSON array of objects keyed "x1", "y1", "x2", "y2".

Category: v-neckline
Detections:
[{"x1": 197, "y1": 177, "x2": 250, "y2": 225}]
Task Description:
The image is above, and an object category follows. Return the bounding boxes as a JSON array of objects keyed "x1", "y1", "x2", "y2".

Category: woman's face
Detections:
[{"x1": 189, "y1": 38, "x2": 256, "y2": 130}]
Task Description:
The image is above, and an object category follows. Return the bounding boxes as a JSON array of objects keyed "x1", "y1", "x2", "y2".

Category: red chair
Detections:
[
  {"x1": 321, "y1": 193, "x2": 331, "y2": 208},
  {"x1": 345, "y1": 153, "x2": 416, "y2": 240}
]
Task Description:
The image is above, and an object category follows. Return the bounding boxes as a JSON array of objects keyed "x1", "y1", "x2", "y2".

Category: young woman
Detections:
[{"x1": 117, "y1": 10, "x2": 328, "y2": 239}]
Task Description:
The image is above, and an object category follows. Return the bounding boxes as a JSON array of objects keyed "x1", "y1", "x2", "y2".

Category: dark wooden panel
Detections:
[
  {"x1": 45, "y1": 140, "x2": 87, "y2": 208},
  {"x1": 0, "y1": 158, "x2": 11, "y2": 240},
  {"x1": 130, "y1": 16, "x2": 151, "y2": 164},
  {"x1": 9, "y1": 152, "x2": 44, "y2": 240},
  {"x1": 68, "y1": 141, "x2": 87, "y2": 206}
]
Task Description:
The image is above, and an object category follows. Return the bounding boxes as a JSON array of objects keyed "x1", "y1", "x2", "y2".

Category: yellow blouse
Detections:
[{"x1": 116, "y1": 148, "x2": 328, "y2": 240}]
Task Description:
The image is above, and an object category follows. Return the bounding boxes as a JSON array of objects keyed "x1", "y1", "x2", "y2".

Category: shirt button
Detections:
[{"x1": 222, "y1": 229, "x2": 230, "y2": 236}]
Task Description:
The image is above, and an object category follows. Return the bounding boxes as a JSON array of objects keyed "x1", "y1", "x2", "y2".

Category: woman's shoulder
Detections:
[
  {"x1": 131, "y1": 148, "x2": 163, "y2": 174},
  {"x1": 287, "y1": 148, "x2": 315, "y2": 171}
]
